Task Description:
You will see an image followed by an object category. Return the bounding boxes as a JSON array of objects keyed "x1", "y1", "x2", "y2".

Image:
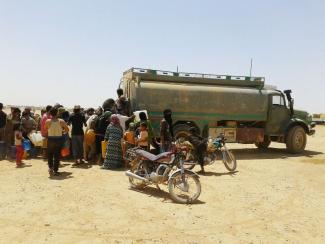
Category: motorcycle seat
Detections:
[{"x1": 135, "y1": 149, "x2": 172, "y2": 162}]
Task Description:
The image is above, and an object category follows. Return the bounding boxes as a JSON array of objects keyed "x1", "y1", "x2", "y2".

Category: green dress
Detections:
[{"x1": 103, "y1": 125, "x2": 123, "y2": 169}]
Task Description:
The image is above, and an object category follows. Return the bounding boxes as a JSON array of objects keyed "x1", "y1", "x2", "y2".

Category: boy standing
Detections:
[
  {"x1": 136, "y1": 123, "x2": 149, "y2": 150},
  {"x1": 68, "y1": 105, "x2": 86, "y2": 164},
  {"x1": 14, "y1": 124, "x2": 24, "y2": 167}
]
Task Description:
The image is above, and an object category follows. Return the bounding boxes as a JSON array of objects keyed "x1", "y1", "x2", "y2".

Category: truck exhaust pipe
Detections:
[
  {"x1": 284, "y1": 89, "x2": 294, "y2": 116},
  {"x1": 125, "y1": 170, "x2": 149, "y2": 182}
]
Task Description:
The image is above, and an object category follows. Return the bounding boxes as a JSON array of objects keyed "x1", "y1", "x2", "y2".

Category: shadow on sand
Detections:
[
  {"x1": 59, "y1": 163, "x2": 71, "y2": 168},
  {"x1": 230, "y1": 148, "x2": 323, "y2": 160},
  {"x1": 49, "y1": 171, "x2": 73, "y2": 180},
  {"x1": 71, "y1": 163, "x2": 92, "y2": 169},
  {"x1": 16, "y1": 164, "x2": 32, "y2": 168},
  {"x1": 100, "y1": 166, "x2": 126, "y2": 171},
  {"x1": 130, "y1": 186, "x2": 205, "y2": 205},
  {"x1": 197, "y1": 170, "x2": 238, "y2": 177}
]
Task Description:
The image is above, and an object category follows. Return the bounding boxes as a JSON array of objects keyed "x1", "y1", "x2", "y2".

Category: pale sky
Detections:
[{"x1": 0, "y1": 0, "x2": 324, "y2": 113}]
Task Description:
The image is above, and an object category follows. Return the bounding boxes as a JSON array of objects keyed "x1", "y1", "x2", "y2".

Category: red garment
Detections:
[
  {"x1": 16, "y1": 145, "x2": 24, "y2": 165},
  {"x1": 41, "y1": 113, "x2": 51, "y2": 137}
]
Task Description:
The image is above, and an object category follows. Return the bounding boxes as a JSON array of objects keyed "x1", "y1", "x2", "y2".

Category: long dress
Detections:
[
  {"x1": 103, "y1": 124, "x2": 123, "y2": 169},
  {"x1": 5, "y1": 115, "x2": 20, "y2": 146}
]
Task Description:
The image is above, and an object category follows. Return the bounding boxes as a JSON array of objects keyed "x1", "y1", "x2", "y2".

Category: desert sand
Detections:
[{"x1": 0, "y1": 127, "x2": 324, "y2": 244}]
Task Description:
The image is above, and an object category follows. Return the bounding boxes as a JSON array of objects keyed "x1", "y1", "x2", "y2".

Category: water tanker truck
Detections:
[{"x1": 120, "y1": 68, "x2": 315, "y2": 153}]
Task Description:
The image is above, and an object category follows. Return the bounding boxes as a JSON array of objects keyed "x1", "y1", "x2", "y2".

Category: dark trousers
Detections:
[
  {"x1": 0, "y1": 127, "x2": 5, "y2": 141},
  {"x1": 71, "y1": 135, "x2": 84, "y2": 159},
  {"x1": 47, "y1": 138, "x2": 63, "y2": 172},
  {"x1": 161, "y1": 141, "x2": 172, "y2": 153},
  {"x1": 196, "y1": 143, "x2": 207, "y2": 167},
  {"x1": 95, "y1": 134, "x2": 104, "y2": 154}
]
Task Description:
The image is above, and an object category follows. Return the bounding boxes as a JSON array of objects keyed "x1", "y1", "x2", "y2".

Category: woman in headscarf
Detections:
[{"x1": 101, "y1": 115, "x2": 123, "y2": 169}]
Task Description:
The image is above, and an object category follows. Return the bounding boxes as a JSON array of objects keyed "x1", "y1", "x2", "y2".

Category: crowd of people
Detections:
[{"x1": 0, "y1": 88, "x2": 181, "y2": 176}]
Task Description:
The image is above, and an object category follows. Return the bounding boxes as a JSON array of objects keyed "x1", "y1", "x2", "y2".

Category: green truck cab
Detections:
[{"x1": 120, "y1": 68, "x2": 315, "y2": 154}]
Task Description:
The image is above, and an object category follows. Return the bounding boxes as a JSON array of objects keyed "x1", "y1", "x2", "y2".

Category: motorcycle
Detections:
[
  {"x1": 125, "y1": 146, "x2": 201, "y2": 204},
  {"x1": 178, "y1": 134, "x2": 237, "y2": 172}
]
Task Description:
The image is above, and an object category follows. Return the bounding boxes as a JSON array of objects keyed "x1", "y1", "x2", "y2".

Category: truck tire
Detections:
[
  {"x1": 255, "y1": 137, "x2": 271, "y2": 149},
  {"x1": 173, "y1": 124, "x2": 192, "y2": 140},
  {"x1": 286, "y1": 126, "x2": 307, "y2": 154}
]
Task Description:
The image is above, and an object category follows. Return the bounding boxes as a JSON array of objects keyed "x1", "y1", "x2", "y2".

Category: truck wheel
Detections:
[
  {"x1": 173, "y1": 124, "x2": 192, "y2": 140},
  {"x1": 255, "y1": 137, "x2": 271, "y2": 149},
  {"x1": 286, "y1": 126, "x2": 307, "y2": 154}
]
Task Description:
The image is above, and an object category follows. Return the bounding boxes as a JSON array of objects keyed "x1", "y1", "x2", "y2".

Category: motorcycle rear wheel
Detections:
[
  {"x1": 129, "y1": 163, "x2": 147, "y2": 189},
  {"x1": 168, "y1": 172, "x2": 201, "y2": 204},
  {"x1": 204, "y1": 152, "x2": 217, "y2": 166},
  {"x1": 222, "y1": 149, "x2": 237, "y2": 172}
]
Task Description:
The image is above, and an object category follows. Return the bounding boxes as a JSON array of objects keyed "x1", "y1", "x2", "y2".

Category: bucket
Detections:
[
  {"x1": 0, "y1": 141, "x2": 6, "y2": 159},
  {"x1": 85, "y1": 129, "x2": 96, "y2": 146},
  {"x1": 23, "y1": 139, "x2": 31, "y2": 151},
  {"x1": 101, "y1": 140, "x2": 108, "y2": 158},
  {"x1": 61, "y1": 147, "x2": 70, "y2": 157},
  {"x1": 22, "y1": 150, "x2": 29, "y2": 159},
  {"x1": 133, "y1": 110, "x2": 148, "y2": 122},
  {"x1": 28, "y1": 132, "x2": 43, "y2": 147}
]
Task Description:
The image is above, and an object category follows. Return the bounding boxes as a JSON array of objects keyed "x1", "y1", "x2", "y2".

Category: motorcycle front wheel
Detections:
[
  {"x1": 168, "y1": 172, "x2": 201, "y2": 204},
  {"x1": 222, "y1": 149, "x2": 237, "y2": 172}
]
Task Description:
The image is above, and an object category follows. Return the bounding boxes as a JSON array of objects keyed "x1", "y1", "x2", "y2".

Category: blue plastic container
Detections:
[
  {"x1": 29, "y1": 147, "x2": 39, "y2": 158},
  {"x1": 23, "y1": 139, "x2": 31, "y2": 151}
]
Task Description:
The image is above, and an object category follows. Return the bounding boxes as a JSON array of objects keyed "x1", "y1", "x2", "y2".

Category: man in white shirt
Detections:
[{"x1": 113, "y1": 114, "x2": 135, "y2": 133}]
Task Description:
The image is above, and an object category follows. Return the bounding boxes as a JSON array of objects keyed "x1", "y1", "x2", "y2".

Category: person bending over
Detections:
[{"x1": 188, "y1": 127, "x2": 207, "y2": 173}]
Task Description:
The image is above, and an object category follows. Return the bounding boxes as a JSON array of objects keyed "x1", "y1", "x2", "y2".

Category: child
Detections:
[
  {"x1": 14, "y1": 124, "x2": 24, "y2": 167},
  {"x1": 136, "y1": 122, "x2": 148, "y2": 150},
  {"x1": 122, "y1": 123, "x2": 136, "y2": 167}
]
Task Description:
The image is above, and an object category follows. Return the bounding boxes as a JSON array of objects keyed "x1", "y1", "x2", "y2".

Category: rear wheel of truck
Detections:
[
  {"x1": 286, "y1": 126, "x2": 307, "y2": 154},
  {"x1": 173, "y1": 124, "x2": 192, "y2": 140},
  {"x1": 255, "y1": 137, "x2": 271, "y2": 149}
]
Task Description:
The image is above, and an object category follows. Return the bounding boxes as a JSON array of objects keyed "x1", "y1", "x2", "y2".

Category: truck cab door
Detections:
[{"x1": 266, "y1": 94, "x2": 291, "y2": 135}]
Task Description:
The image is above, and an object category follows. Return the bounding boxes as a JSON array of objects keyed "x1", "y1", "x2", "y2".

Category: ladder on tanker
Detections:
[{"x1": 123, "y1": 67, "x2": 265, "y2": 88}]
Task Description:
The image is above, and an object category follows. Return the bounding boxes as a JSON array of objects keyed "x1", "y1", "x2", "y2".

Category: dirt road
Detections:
[{"x1": 0, "y1": 127, "x2": 324, "y2": 243}]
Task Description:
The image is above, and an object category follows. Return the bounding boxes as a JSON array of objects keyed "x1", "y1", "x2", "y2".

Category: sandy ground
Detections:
[{"x1": 0, "y1": 127, "x2": 324, "y2": 244}]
